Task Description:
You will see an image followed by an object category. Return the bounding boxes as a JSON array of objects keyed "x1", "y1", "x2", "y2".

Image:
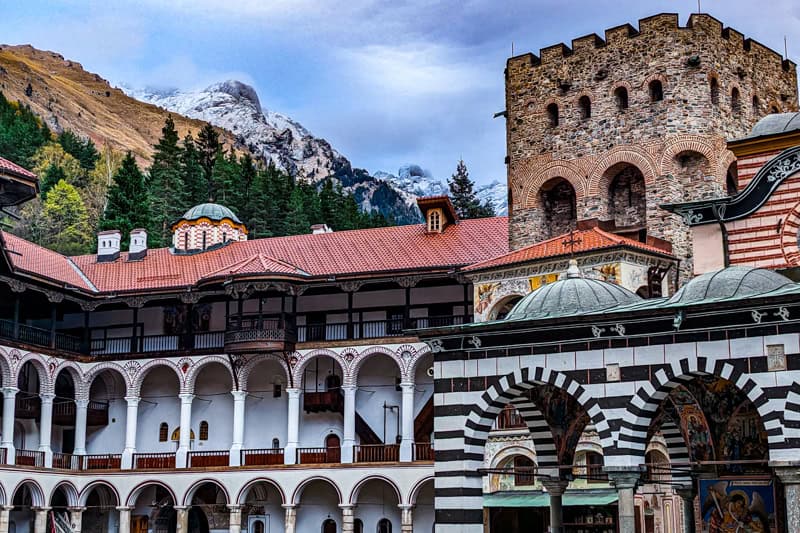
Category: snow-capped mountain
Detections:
[
  {"x1": 476, "y1": 180, "x2": 508, "y2": 216},
  {"x1": 122, "y1": 80, "x2": 507, "y2": 223}
]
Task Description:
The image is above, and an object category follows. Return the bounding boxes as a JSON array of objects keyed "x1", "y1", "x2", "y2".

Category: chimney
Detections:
[
  {"x1": 97, "y1": 230, "x2": 121, "y2": 263},
  {"x1": 311, "y1": 223, "x2": 333, "y2": 234},
  {"x1": 128, "y1": 228, "x2": 148, "y2": 261}
]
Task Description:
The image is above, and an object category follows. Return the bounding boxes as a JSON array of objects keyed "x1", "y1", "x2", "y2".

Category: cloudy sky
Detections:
[{"x1": 4, "y1": 0, "x2": 800, "y2": 184}]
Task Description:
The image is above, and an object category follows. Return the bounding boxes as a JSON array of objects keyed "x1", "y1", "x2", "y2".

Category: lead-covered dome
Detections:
[
  {"x1": 181, "y1": 203, "x2": 242, "y2": 224},
  {"x1": 667, "y1": 266, "x2": 793, "y2": 305},
  {"x1": 748, "y1": 112, "x2": 800, "y2": 138},
  {"x1": 504, "y1": 260, "x2": 642, "y2": 321}
]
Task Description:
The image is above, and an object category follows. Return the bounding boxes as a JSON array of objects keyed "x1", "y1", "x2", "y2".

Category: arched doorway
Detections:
[
  {"x1": 322, "y1": 518, "x2": 336, "y2": 533},
  {"x1": 53, "y1": 369, "x2": 77, "y2": 456},
  {"x1": 129, "y1": 484, "x2": 176, "y2": 533},
  {"x1": 238, "y1": 480, "x2": 285, "y2": 533},
  {"x1": 606, "y1": 163, "x2": 647, "y2": 239},
  {"x1": 187, "y1": 482, "x2": 228, "y2": 533},
  {"x1": 81, "y1": 483, "x2": 120, "y2": 533},
  {"x1": 537, "y1": 178, "x2": 576, "y2": 240},
  {"x1": 294, "y1": 479, "x2": 340, "y2": 533},
  {"x1": 352, "y1": 478, "x2": 401, "y2": 533}
]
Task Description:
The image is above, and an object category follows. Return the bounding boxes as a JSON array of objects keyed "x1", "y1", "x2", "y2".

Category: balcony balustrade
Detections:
[
  {"x1": 224, "y1": 314, "x2": 296, "y2": 354},
  {"x1": 354, "y1": 444, "x2": 400, "y2": 463},
  {"x1": 494, "y1": 405, "x2": 527, "y2": 430},
  {"x1": 15, "y1": 449, "x2": 44, "y2": 467},
  {"x1": 414, "y1": 442, "x2": 434, "y2": 461},
  {"x1": 297, "y1": 447, "x2": 340, "y2": 464},
  {"x1": 132, "y1": 452, "x2": 176, "y2": 470},
  {"x1": 241, "y1": 448, "x2": 285, "y2": 466},
  {"x1": 187, "y1": 450, "x2": 230, "y2": 468}
]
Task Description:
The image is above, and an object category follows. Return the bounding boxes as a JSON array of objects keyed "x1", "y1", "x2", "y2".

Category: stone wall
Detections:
[{"x1": 505, "y1": 13, "x2": 799, "y2": 278}]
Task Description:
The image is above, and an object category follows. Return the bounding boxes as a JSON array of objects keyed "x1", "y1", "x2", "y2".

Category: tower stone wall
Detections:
[{"x1": 505, "y1": 13, "x2": 798, "y2": 278}]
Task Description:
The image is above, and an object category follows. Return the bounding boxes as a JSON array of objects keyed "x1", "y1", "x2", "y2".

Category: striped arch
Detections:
[
  {"x1": 520, "y1": 160, "x2": 587, "y2": 209},
  {"x1": 616, "y1": 357, "x2": 780, "y2": 460},
  {"x1": 716, "y1": 149, "x2": 738, "y2": 188},
  {"x1": 184, "y1": 356, "x2": 235, "y2": 393},
  {"x1": 51, "y1": 481, "x2": 80, "y2": 507},
  {"x1": 348, "y1": 475, "x2": 403, "y2": 505},
  {"x1": 509, "y1": 397, "x2": 558, "y2": 468},
  {"x1": 351, "y1": 346, "x2": 405, "y2": 385},
  {"x1": 463, "y1": 366, "x2": 609, "y2": 466},
  {"x1": 654, "y1": 420, "x2": 691, "y2": 486},
  {"x1": 587, "y1": 146, "x2": 659, "y2": 193},
  {"x1": 405, "y1": 345, "x2": 432, "y2": 380},
  {"x1": 83, "y1": 363, "x2": 131, "y2": 398},
  {"x1": 291, "y1": 349, "x2": 351, "y2": 387},
  {"x1": 406, "y1": 476, "x2": 433, "y2": 506},
  {"x1": 130, "y1": 359, "x2": 184, "y2": 397},
  {"x1": 239, "y1": 355, "x2": 291, "y2": 391},
  {"x1": 14, "y1": 354, "x2": 53, "y2": 394},
  {"x1": 0, "y1": 483, "x2": 5, "y2": 506},
  {"x1": 658, "y1": 135, "x2": 718, "y2": 176},
  {"x1": 783, "y1": 382, "x2": 800, "y2": 442},
  {"x1": 780, "y1": 201, "x2": 800, "y2": 267},
  {"x1": 125, "y1": 480, "x2": 177, "y2": 507}
]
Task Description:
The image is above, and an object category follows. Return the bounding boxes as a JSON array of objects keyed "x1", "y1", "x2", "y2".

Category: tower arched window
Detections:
[
  {"x1": 272, "y1": 438, "x2": 280, "y2": 449},
  {"x1": 648, "y1": 80, "x2": 664, "y2": 102},
  {"x1": 731, "y1": 87, "x2": 741, "y2": 114},
  {"x1": 614, "y1": 86, "x2": 628, "y2": 110},
  {"x1": 578, "y1": 95, "x2": 591, "y2": 119},
  {"x1": 546, "y1": 103, "x2": 559, "y2": 127},
  {"x1": 710, "y1": 77, "x2": 720, "y2": 105},
  {"x1": 199, "y1": 420, "x2": 209, "y2": 441},
  {"x1": 354, "y1": 519, "x2": 363, "y2": 533},
  {"x1": 377, "y1": 519, "x2": 392, "y2": 533},
  {"x1": 159, "y1": 422, "x2": 168, "y2": 442},
  {"x1": 752, "y1": 95, "x2": 760, "y2": 115}
]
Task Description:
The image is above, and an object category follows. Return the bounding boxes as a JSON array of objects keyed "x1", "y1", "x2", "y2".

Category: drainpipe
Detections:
[{"x1": 712, "y1": 204, "x2": 730, "y2": 268}]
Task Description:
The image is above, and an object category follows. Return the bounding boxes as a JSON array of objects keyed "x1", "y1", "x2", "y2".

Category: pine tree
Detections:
[
  {"x1": 39, "y1": 162, "x2": 66, "y2": 197},
  {"x1": 0, "y1": 92, "x2": 51, "y2": 169},
  {"x1": 57, "y1": 130, "x2": 98, "y2": 171},
  {"x1": 284, "y1": 186, "x2": 310, "y2": 235},
  {"x1": 196, "y1": 124, "x2": 220, "y2": 201},
  {"x1": 448, "y1": 159, "x2": 495, "y2": 219},
  {"x1": 149, "y1": 116, "x2": 188, "y2": 247},
  {"x1": 100, "y1": 152, "x2": 151, "y2": 245},
  {"x1": 37, "y1": 180, "x2": 91, "y2": 255},
  {"x1": 181, "y1": 134, "x2": 206, "y2": 206}
]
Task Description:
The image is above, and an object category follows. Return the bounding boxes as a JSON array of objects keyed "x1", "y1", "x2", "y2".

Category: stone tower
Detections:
[{"x1": 505, "y1": 13, "x2": 798, "y2": 277}]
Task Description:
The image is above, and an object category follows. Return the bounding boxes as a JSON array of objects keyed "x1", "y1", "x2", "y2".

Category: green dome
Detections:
[{"x1": 181, "y1": 203, "x2": 241, "y2": 224}]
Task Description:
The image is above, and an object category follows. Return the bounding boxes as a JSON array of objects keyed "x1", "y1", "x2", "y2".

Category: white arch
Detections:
[
  {"x1": 78, "y1": 481, "x2": 121, "y2": 508},
  {"x1": 348, "y1": 475, "x2": 402, "y2": 506},
  {"x1": 236, "y1": 478, "x2": 286, "y2": 506},
  {"x1": 291, "y1": 476, "x2": 343, "y2": 506},
  {"x1": 50, "y1": 481, "x2": 80, "y2": 507},
  {"x1": 182, "y1": 478, "x2": 230, "y2": 507},
  {"x1": 12, "y1": 479, "x2": 46, "y2": 508}
]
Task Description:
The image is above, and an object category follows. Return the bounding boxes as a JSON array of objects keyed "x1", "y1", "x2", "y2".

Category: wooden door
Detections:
[
  {"x1": 131, "y1": 516, "x2": 148, "y2": 533},
  {"x1": 325, "y1": 434, "x2": 341, "y2": 462}
]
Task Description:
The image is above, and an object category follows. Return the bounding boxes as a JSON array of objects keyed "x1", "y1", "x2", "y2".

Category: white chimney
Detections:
[
  {"x1": 97, "y1": 230, "x2": 121, "y2": 262},
  {"x1": 311, "y1": 223, "x2": 333, "y2": 234},
  {"x1": 128, "y1": 228, "x2": 148, "y2": 260}
]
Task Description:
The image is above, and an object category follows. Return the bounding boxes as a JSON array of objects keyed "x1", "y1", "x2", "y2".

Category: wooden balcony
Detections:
[
  {"x1": 414, "y1": 442, "x2": 434, "y2": 461},
  {"x1": 133, "y1": 452, "x2": 175, "y2": 470},
  {"x1": 15, "y1": 396, "x2": 40, "y2": 419},
  {"x1": 241, "y1": 448, "x2": 284, "y2": 466},
  {"x1": 354, "y1": 444, "x2": 400, "y2": 463},
  {"x1": 297, "y1": 447, "x2": 340, "y2": 464},
  {"x1": 83, "y1": 454, "x2": 122, "y2": 470},
  {"x1": 15, "y1": 449, "x2": 44, "y2": 467},
  {"x1": 303, "y1": 390, "x2": 344, "y2": 414},
  {"x1": 187, "y1": 450, "x2": 229, "y2": 468},
  {"x1": 494, "y1": 405, "x2": 527, "y2": 430},
  {"x1": 224, "y1": 314, "x2": 296, "y2": 354}
]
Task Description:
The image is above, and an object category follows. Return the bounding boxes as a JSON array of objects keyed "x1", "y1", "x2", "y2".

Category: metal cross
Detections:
[{"x1": 562, "y1": 230, "x2": 582, "y2": 257}]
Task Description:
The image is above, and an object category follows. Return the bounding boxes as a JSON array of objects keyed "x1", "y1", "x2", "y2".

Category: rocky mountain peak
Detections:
[{"x1": 209, "y1": 80, "x2": 262, "y2": 110}]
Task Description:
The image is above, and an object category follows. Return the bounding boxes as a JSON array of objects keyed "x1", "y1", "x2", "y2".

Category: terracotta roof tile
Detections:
[
  {"x1": 463, "y1": 227, "x2": 672, "y2": 272},
  {"x1": 0, "y1": 157, "x2": 36, "y2": 180},
  {"x1": 2, "y1": 217, "x2": 508, "y2": 293}
]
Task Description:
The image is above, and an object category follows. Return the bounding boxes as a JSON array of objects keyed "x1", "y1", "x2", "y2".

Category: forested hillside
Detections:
[{"x1": 0, "y1": 93, "x2": 389, "y2": 255}]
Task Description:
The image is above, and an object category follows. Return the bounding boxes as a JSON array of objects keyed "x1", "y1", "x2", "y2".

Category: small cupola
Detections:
[
  {"x1": 417, "y1": 195, "x2": 458, "y2": 233},
  {"x1": 97, "y1": 230, "x2": 121, "y2": 263},
  {"x1": 171, "y1": 203, "x2": 247, "y2": 254}
]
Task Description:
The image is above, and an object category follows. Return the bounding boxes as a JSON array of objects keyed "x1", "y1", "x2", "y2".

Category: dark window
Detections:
[
  {"x1": 546, "y1": 103, "x2": 559, "y2": 127},
  {"x1": 731, "y1": 87, "x2": 741, "y2": 113},
  {"x1": 322, "y1": 519, "x2": 337, "y2": 533},
  {"x1": 183, "y1": 233, "x2": 189, "y2": 250},
  {"x1": 752, "y1": 95, "x2": 760, "y2": 115},
  {"x1": 201, "y1": 231, "x2": 207, "y2": 250},
  {"x1": 273, "y1": 383, "x2": 282, "y2": 398},
  {"x1": 354, "y1": 519, "x2": 363, "y2": 533},
  {"x1": 377, "y1": 519, "x2": 392, "y2": 533},
  {"x1": 578, "y1": 95, "x2": 591, "y2": 119},
  {"x1": 306, "y1": 312, "x2": 326, "y2": 341},
  {"x1": 614, "y1": 86, "x2": 629, "y2": 110},
  {"x1": 199, "y1": 420, "x2": 209, "y2": 441},
  {"x1": 272, "y1": 438, "x2": 280, "y2": 449},
  {"x1": 159, "y1": 422, "x2": 168, "y2": 442},
  {"x1": 586, "y1": 451, "x2": 606, "y2": 483},
  {"x1": 387, "y1": 307, "x2": 405, "y2": 335},
  {"x1": 710, "y1": 77, "x2": 720, "y2": 105},
  {"x1": 513, "y1": 456, "x2": 536, "y2": 486},
  {"x1": 649, "y1": 80, "x2": 664, "y2": 102}
]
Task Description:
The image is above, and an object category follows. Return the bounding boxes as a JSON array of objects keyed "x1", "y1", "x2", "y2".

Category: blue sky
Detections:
[{"x1": 4, "y1": 1, "x2": 800, "y2": 185}]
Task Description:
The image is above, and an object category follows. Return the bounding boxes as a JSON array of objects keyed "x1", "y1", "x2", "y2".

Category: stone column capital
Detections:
[
  {"x1": 1, "y1": 387, "x2": 18, "y2": 397},
  {"x1": 774, "y1": 464, "x2": 800, "y2": 484},
  {"x1": 178, "y1": 393, "x2": 195, "y2": 403},
  {"x1": 606, "y1": 467, "x2": 642, "y2": 489},
  {"x1": 231, "y1": 390, "x2": 247, "y2": 401},
  {"x1": 541, "y1": 479, "x2": 570, "y2": 495},
  {"x1": 173, "y1": 506, "x2": 189, "y2": 511},
  {"x1": 286, "y1": 388, "x2": 301, "y2": 397},
  {"x1": 399, "y1": 381, "x2": 415, "y2": 390},
  {"x1": 282, "y1": 504, "x2": 297, "y2": 510},
  {"x1": 39, "y1": 392, "x2": 56, "y2": 402},
  {"x1": 397, "y1": 503, "x2": 415, "y2": 511},
  {"x1": 124, "y1": 396, "x2": 140, "y2": 406},
  {"x1": 115, "y1": 507, "x2": 132, "y2": 512},
  {"x1": 227, "y1": 505, "x2": 242, "y2": 512},
  {"x1": 75, "y1": 398, "x2": 90, "y2": 409},
  {"x1": 1, "y1": 505, "x2": 14, "y2": 511},
  {"x1": 338, "y1": 504, "x2": 355, "y2": 511},
  {"x1": 33, "y1": 507, "x2": 51, "y2": 512},
  {"x1": 68, "y1": 507, "x2": 87, "y2": 513}
]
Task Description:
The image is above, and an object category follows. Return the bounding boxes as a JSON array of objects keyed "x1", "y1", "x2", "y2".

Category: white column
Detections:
[
  {"x1": 542, "y1": 480, "x2": 569, "y2": 533},
  {"x1": 400, "y1": 382, "x2": 415, "y2": 462},
  {"x1": 230, "y1": 391, "x2": 247, "y2": 466},
  {"x1": 176, "y1": 393, "x2": 194, "y2": 468},
  {"x1": 122, "y1": 396, "x2": 139, "y2": 469},
  {"x1": 341, "y1": 385, "x2": 356, "y2": 463},
  {"x1": 175, "y1": 507, "x2": 189, "y2": 533},
  {"x1": 1, "y1": 387, "x2": 18, "y2": 463},
  {"x1": 33, "y1": 508, "x2": 50, "y2": 533},
  {"x1": 0, "y1": 506, "x2": 12, "y2": 533},
  {"x1": 69, "y1": 507, "x2": 85, "y2": 533},
  {"x1": 116, "y1": 507, "x2": 131, "y2": 533},
  {"x1": 73, "y1": 399, "x2": 89, "y2": 455},
  {"x1": 399, "y1": 504, "x2": 413, "y2": 533},
  {"x1": 340, "y1": 504, "x2": 355, "y2": 533},
  {"x1": 283, "y1": 505, "x2": 297, "y2": 533},
  {"x1": 38, "y1": 393, "x2": 54, "y2": 467},
  {"x1": 285, "y1": 388, "x2": 300, "y2": 465},
  {"x1": 228, "y1": 505, "x2": 242, "y2": 533}
]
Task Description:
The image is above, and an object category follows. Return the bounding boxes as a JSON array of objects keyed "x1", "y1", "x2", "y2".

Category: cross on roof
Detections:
[{"x1": 562, "y1": 230, "x2": 582, "y2": 257}]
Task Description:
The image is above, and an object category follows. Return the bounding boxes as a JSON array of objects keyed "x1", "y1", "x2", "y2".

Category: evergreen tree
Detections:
[
  {"x1": 57, "y1": 130, "x2": 98, "y2": 171},
  {"x1": 40, "y1": 163, "x2": 66, "y2": 197},
  {"x1": 100, "y1": 152, "x2": 151, "y2": 245},
  {"x1": 37, "y1": 180, "x2": 91, "y2": 255},
  {"x1": 196, "y1": 124, "x2": 220, "y2": 201},
  {"x1": 0, "y1": 92, "x2": 51, "y2": 168},
  {"x1": 148, "y1": 116, "x2": 188, "y2": 247},
  {"x1": 447, "y1": 159, "x2": 495, "y2": 219},
  {"x1": 285, "y1": 187, "x2": 310, "y2": 235},
  {"x1": 181, "y1": 134, "x2": 206, "y2": 206},
  {"x1": 213, "y1": 148, "x2": 240, "y2": 206}
]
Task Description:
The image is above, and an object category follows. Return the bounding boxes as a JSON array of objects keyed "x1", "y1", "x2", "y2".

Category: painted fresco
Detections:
[
  {"x1": 528, "y1": 385, "x2": 590, "y2": 466},
  {"x1": 699, "y1": 479, "x2": 775, "y2": 532}
]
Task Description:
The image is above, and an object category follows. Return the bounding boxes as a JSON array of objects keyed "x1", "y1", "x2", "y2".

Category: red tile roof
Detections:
[
  {"x1": 0, "y1": 157, "x2": 36, "y2": 180},
  {"x1": 463, "y1": 227, "x2": 673, "y2": 272},
  {"x1": 1, "y1": 217, "x2": 508, "y2": 293}
]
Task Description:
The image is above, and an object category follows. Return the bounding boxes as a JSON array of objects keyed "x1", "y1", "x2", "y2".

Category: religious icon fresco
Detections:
[{"x1": 699, "y1": 479, "x2": 775, "y2": 533}]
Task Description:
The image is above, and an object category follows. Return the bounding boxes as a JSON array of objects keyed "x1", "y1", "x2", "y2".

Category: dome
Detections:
[
  {"x1": 504, "y1": 260, "x2": 642, "y2": 321},
  {"x1": 748, "y1": 112, "x2": 800, "y2": 138},
  {"x1": 181, "y1": 203, "x2": 242, "y2": 224},
  {"x1": 667, "y1": 266, "x2": 793, "y2": 305}
]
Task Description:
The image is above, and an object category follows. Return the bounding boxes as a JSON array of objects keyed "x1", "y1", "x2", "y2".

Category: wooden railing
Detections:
[
  {"x1": 15, "y1": 449, "x2": 44, "y2": 467},
  {"x1": 494, "y1": 405, "x2": 526, "y2": 430},
  {"x1": 53, "y1": 401, "x2": 76, "y2": 425},
  {"x1": 354, "y1": 444, "x2": 400, "y2": 463},
  {"x1": 414, "y1": 442, "x2": 434, "y2": 461},
  {"x1": 15, "y1": 395, "x2": 40, "y2": 419},
  {"x1": 0, "y1": 447, "x2": 5, "y2": 465},
  {"x1": 0, "y1": 319, "x2": 83, "y2": 352},
  {"x1": 132, "y1": 452, "x2": 175, "y2": 470},
  {"x1": 187, "y1": 450, "x2": 229, "y2": 468},
  {"x1": 241, "y1": 448, "x2": 284, "y2": 466},
  {"x1": 83, "y1": 454, "x2": 122, "y2": 470},
  {"x1": 52, "y1": 452, "x2": 81, "y2": 470},
  {"x1": 297, "y1": 315, "x2": 466, "y2": 342},
  {"x1": 303, "y1": 390, "x2": 344, "y2": 413},
  {"x1": 297, "y1": 447, "x2": 340, "y2": 464}
]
